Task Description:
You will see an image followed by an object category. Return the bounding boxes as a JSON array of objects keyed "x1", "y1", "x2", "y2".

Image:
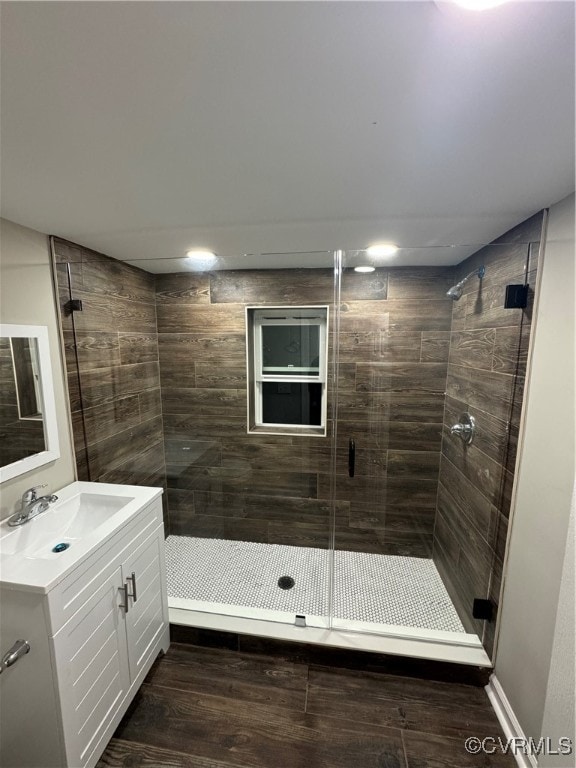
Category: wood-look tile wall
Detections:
[
  {"x1": 432, "y1": 212, "x2": 544, "y2": 653},
  {"x1": 0, "y1": 337, "x2": 45, "y2": 466},
  {"x1": 157, "y1": 266, "x2": 454, "y2": 556},
  {"x1": 52, "y1": 238, "x2": 168, "y2": 527}
]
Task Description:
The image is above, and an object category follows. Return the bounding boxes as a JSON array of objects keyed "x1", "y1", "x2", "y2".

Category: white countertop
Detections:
[{"x1": 0, "y1": 481, "x2": 163, "y2": 594}]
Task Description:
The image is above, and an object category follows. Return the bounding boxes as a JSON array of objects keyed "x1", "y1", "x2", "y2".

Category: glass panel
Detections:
[
  {"x1": 261, "y1": 382, "x2": 322, "y2": 425},
  {"x1": 262, "y1": 325, "x2": 320, "y2": 375},
  {"x1": 332, "y1": 228, "x2": 541, "y2": 658},
  {"x1": 53, "y1": 245, "x2": 338, "y2": 630}
]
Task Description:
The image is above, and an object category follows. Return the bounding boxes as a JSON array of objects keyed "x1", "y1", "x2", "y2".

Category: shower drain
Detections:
[{"x1": 277, "y1": 576, "x2": 295, "y2": 590}]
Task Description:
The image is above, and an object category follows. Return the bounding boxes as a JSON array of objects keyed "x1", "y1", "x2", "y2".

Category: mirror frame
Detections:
[{"x1": 0, "y1": 324, "x2": 60, "y2": 483}]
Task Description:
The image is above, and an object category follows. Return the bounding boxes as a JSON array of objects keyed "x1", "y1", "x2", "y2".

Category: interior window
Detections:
[{"x1": 247, "y1": 306, "x2": 328, "y2": 435}]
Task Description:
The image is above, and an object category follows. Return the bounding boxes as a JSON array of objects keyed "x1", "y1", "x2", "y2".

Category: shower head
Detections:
[{"x1": 446, "y1": 265, "x2": 485, "y2": 301}]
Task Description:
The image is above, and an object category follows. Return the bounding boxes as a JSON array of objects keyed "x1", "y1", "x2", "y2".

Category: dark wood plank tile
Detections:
[
  {"x1": 336, "y1": 331, "x2": 421, "y2": 363},
  {"x1": 195, "y1": 363, "x2": 246, "y2": 389},
  {"x1": 158, "y1": 333, "x2": 246, "y2": 365},
  {"x1": 161, "y1": 388, "x2": 245, "y2": 417},
  {"x1": 163, "y1": 413, "x2": 247, "y2": 439},
  {"x1": 156, "y1": 304, "x2": 246, "y2": 334},
  {"x1": 165, "y1": 438, "x2": 222, "y2": 467},
  {"x1": 268, "y1": 522, "x2": 331, "y2": 549},
  {"x1": 71, "y1": 291, "x2": 157, "y2": 334},
  {"x1": 387, "y1": 268, "x2": 454, "y2": 300},
  {"x1": 97, "y1": 738, "x2": 244, "y2": 768},
  {"x1": 420, "y1": 331, "x2": 450, "y2": 363},
  {"x1": 349, "y1": 502, "x2": 435, "y2": 535},
  {"x1": 75, "y1": 362, "x2": 161, "y2": 408},
  {"x1": 139, "y1": 388, "x2": 163, "y2": 421},
  {"x1": 64, "y1": 330, "x2": 121, "y2": 371},
  {"x1": 333, "y1": 528, "x2": 389, "y2": 554},
  {"x1": 78, "y1": 395, "x2": 141, "y2": 446},
  {"x1": 376, "y1": 531, "x2": 433, "y2": 558},
  {"x1": 386, "y1": 451, "x2": 440, "y2": 480},
  {"x1": 179, "y1": 515, "x2": 269, "y2": 542},
  {"x1": 492, "y1": 326, "x2": 526, "y2": 374},
  {"x1": 113, "y1": 684, "x2": 407, "y2": 768},
  {"x1": 339, "y1": 300, "x2": 452, "y2": 333},
  {"x1": 307, "y1": 666, "x2": 505, "y2": 741},
  {"x1": 119, "y1": 332, "x2": 159, "y2": 364},
  {"x1": 221, "y1": 437, "x2": 331, "y2": 474},
  {"x1": 337, "y1": 391, "x2": 445, "y2": 423},
  {"x1": 79, "y1": 256, "x2": 156, "y2": 304},
  {"x1": 86, "y1": 417, "x2": 164, "y2": 479},
  {"x1": 329, "y1": 361, "x2": 356, "y2": 391},
  {"x1": 98, "y1": 443, "x2": 166, "y2": 488},
  {"x1": 437, "y1": 455, "x2": 493, "y2": 539},
  {"x1": 166, "y1": 487, "x2": 195, "y2": 515},
  {"x1": 245, "y1": 495, "x2": 349, "y2": 526},
  {"x1": 323, "y1": 475, "x2": 438, "y2": 510},
  {"x1": 169, "y1": 625, "x2": 240, "y2": 650},
  {"x1": 210, "y1": 269, "x2": 333, "y2": 304},
  {"x1": 192, "y1": 491, "x2": 246, "y2": 518},
  {"x1": 448, "y1": 329, "x2": 496, "y2": 371},
  {"x1": 441, "y1": 434, "x2": 503, "y2": 508},
  {"x1": 387, "y1": 422, "x2": 443, "y2": 452},
  {"x1": 355, "y1": 363, "x2": 447, "y2": 393},
  {"x1": 168, "y1": 464, "x2": 318, "y2": 499},
  {"x1": 435, "y1": 484, "x2": 493, "y2": 582},
  {"x1": 146, "y1": 644, "x2": 308, "y2": 712},
  {"x1": 445, "y1": 364, "x2": 514, "y2": 424},
  {"x1": 155, "y1": 273, "x2": 211, "y2": 304},
  {"x1": 159, "y1": 359, "x2": 196, "y2": 389},
  {"x1": 402, "y1": 730, "x2": 516, "y2": 767}
]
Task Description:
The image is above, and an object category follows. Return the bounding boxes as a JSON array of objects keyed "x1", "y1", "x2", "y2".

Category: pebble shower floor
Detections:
[{"x1": 165, "y1": 535, "x2": 465, "y2": 633}]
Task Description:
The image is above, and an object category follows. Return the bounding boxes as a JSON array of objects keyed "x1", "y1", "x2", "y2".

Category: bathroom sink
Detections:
[
  {"x1": 0, "y1": 481, "x2": 162, "y2": 592},
  {"x1": 0, "y1": 493, "x2": 134, "y2": 558}
]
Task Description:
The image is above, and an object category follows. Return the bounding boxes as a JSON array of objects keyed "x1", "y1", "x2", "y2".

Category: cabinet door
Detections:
[
  {"x1": 52, "y1": 565, "x2": 130, "y2": 768},
  {"x1": 122, "y1": 530, "x2": 166, "y2": 683}
]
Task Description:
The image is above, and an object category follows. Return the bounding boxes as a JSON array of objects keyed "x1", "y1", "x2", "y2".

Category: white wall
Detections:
[
  {"x1": 495, "y1": 193, "x2": 575, "y2": 746},
  {"x1": 0, "y1": 218, "x2": 76, "y2": 520},
  {"x1": 539, "y1": 484, "x2": 575, "y2": 767}
]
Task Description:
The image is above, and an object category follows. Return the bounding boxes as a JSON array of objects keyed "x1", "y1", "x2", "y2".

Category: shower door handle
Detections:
[{"x1": 348, "y1": 438, "x2": 355, "y2": 478}]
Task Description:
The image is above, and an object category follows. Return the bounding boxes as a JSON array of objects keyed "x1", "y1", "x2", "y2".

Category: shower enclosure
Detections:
[{"x1": 52, "y1": 210, "x2": 544, "y2": 666}]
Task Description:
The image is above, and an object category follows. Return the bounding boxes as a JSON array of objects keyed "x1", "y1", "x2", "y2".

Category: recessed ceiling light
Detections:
[
  {"x1": 186, "y1": 249, "x2": 216, "y2": 260},
  {"x1": 354, "y1": 265, "x2": 376, "y2": 273},
  {"x1": 451, "y1": 0, "x2": 509, "y2": 9},
  {"x1": 366, "y1": 243, "x2": 398, "y2": 258}
]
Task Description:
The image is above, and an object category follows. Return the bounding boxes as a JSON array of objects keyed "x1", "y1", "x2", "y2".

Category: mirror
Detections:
[{"x1": 0, "y1": 324, "x2": 60, "y2": 482}]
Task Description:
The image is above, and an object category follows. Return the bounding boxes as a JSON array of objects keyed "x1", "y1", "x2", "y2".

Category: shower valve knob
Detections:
[{"x1": 450, "y1": 413, "x2": 476, "y2": 445}]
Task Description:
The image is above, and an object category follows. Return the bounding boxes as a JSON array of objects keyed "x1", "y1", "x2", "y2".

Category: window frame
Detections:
[{"x1": 246, "y1": 305, "x2": 329, "y2": 436}]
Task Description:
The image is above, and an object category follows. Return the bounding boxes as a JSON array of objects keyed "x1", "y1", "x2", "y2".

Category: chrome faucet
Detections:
[{"x1": 7, "y1": 485, "x2": 59, "y2": 527}]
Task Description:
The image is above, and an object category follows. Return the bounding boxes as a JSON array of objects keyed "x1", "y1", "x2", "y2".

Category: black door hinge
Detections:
[{"x1": 64, "y1": 299, "x2": 83, "y2": 314}]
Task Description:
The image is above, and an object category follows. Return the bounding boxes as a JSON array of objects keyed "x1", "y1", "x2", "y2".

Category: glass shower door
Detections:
[
  {"x1": 329, "y1": 249, "x2": 454, "y2": 637},
  {"x1": 330, "y1": 233, "x2": 540, "y2": 657}
]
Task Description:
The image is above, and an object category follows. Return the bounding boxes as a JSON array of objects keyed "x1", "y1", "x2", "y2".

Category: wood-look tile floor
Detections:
[{"x1": 97, "y1": 643, "x2": 515, "y2": 768}]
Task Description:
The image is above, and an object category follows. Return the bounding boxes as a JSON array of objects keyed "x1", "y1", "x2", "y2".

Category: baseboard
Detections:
[{"x1": 486, "y1": 674, "x2": 538, "y2": 768}]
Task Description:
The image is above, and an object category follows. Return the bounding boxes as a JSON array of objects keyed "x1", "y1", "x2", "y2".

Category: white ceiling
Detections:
[{"x1": 1, "y1": 1, "x2": 574, "y2": 272}]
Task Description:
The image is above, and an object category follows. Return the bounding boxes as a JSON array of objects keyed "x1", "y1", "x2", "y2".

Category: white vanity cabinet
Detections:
[{"x1": 0, "y1": 483, "x2": 170, "y2": 768}]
